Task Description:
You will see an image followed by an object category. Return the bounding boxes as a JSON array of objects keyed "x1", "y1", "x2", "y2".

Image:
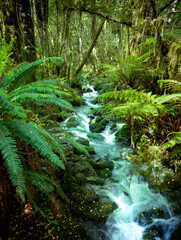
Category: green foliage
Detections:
[
  {"x1": 0, "y1": 122, "x2": 26, "y2": 202},
  {"x1": 0, "y1": 38, "x2": 14, "y2": 78},
  {"x1": 0, "y1": 57, "x2": 64, "y2": 92},
  {"x1": 0, "y1": 57, "x2": 73, "y2": 203},
  {"x1": 162, "y1": 132, "x2": 181, "y2": 149},
  {"x1": 158, "y1": 79, "x2": 181, "y2": 93}
]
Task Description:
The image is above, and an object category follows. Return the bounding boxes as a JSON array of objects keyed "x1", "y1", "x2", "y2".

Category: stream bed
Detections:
[{"x1": 64, "y1": 85, "x2": 180, "y2": 240}]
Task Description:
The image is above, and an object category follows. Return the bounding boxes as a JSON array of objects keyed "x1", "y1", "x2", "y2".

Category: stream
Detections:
[{"x1": 64, "y1": 85, "x2": 180, "y2": 240}]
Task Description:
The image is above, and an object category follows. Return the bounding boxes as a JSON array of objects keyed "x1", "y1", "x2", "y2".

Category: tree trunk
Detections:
[
  {"x1": 1, "y1": 0, "x2": 22, "y2": 63},
  {"x1": 34, "y1": 0, "x2": 49, "y2": 58},
  {"x1": 74, "y1": 18, "x2": 105, "y2": 78},
  {"x1": 78, "y1": 10, "x2": 83, "y2": 61},
  {"x1": 18, "y1": 0, "x2": 36, "y2": 62}
]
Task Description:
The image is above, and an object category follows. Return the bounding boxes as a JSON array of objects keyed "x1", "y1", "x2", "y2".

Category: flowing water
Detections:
[{"x1": 64, "y1": 85, "x2": 180, "y2": 240}]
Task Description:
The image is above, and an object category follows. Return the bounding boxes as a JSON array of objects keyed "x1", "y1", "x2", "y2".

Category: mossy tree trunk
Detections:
[
  {"x1": 1, "y1": 0, "x2": 22, "y2": 63},
  {"x1": 1, "y1": 0, "x2": 36, "y2": 63},
  {"x1": 34, "y1": 0, "x2": 49, "y2": 58},
  {"x1": 18, "y1": 0, "x2": 36, "y2": 62}
]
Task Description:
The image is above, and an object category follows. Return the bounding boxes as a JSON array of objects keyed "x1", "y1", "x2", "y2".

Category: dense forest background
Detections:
[{"x1": 0, "y1": 0, "x2": 181, "y2": 239}]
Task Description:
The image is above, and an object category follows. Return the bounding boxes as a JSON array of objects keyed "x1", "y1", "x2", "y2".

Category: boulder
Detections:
[
  {"x1": 97, "y1": 168, "x2": 112, "y2": 178},
  {"x1": 115, "y1": 124, "x2": 131, "y2": 146},
  {"x1": 89, "y1": 117, "x2": 108, "y2": 133}
]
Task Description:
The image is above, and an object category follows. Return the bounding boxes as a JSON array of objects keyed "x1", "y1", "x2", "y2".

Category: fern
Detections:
[
  {"x1": 1, "y1": 57, "x2": 63, "y2": 92},
  {"x1": 100, "y1": 89, "x2": 156, "y2": 103},
  {"x1": 0, "y1": 88, "x2": 27, "y2": 119},
  {"x1": 162, "y1": 132, "x2": 181, "y2": 149},
  {"x1": 0, "y1": 122, "x2": 26, "y2": 202},
  {"x1": 0, "y1": 38, "x2": 14, "y2": 77},
  {"x1": 158, "y1": 79, "x2": 181, "y2": 93},
  {"x1": 9, "y1": 120, "x2": 65, "y2": 170},
  {"x1": 60, "y1": 134, "x2": 89, "y2": 156},
  {"x1": 109, "y1": 102, "x2": 159, "y2": 119},
  {"x1": 28, "y1": 122, "x2": 65, "y2": 160}
]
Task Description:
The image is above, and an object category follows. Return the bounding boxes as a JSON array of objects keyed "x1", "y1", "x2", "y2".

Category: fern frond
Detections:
[
  {"x1": 162, "y1": 132, "x2": 181, "y2": 149},
  {"x1": 1, "y1": 57, "x2": 63, "y2": 92},
  {"x1": 0, "y1": 62, "x2": 29, "y2": 89},
  {"x1": 0, "y1": 38, "x2": 14, "y2": 77},
  {"x1": 158, "y1": 79, "x2": 181, "y2": 93},
  {"x1": 0, "y1": 88, "x2": 27, "y2": 119},
  {"x1": 155, "y1": 93, "x2": 181, "y2": 104},
  {"x1": 100, "y1": 90, "x2": 155, "y2": 103},
  {"x1": 61, "y1": 134, "x2": 89, "y2": 156},
  {"x1": 25, "y1": 171, "x2": 54, "y2": 196},
  {"x1": 109, "y1": 102, "x2": 159, "y2": 119},
  {"x1": 0, "y1": 122, "x2": 26, "y2": 202},
  {"x1": 9, "y1": 120, "x2": 65, "y2": 170},
  {"x1": 10, "y1": 93, "x2": 74, "y2": 110},
  {"x1": 28, "y1": 122, "x2": 65, "y2": 160},
  {"x1": 11, "y1": 84, "x2": 71, "y2": 98}
]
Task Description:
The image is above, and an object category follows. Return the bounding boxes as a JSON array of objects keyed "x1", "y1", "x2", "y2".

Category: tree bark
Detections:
[
  {"x1": 74, "y1": 18, "x2": 105, "y2": 78},
  {"x1": 18, "y1": 0, "x2": 36, "y2": 62},
  {"x1": 34, "y1": 0, "x2": 49, "y2": 58},
  {"x1": 1, "y1": 0, "x2": 22, "y2": 63}
]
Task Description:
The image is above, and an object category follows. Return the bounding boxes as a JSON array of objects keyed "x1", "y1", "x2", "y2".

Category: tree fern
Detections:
[
  {"x1": 0, "y1": 122, "x2": 26, "y2": 202},
  {"x1": 100, "y1": 89, "x2": 156, "y2": 103},
  {"x1": 109, "y1": 102, "x2": 159, "y2": 119}
]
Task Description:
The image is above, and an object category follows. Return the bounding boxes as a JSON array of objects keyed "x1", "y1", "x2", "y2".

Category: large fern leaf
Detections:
[
  {"x1": 0, "y1": 88, "x2": 27, "y2": 119},
  {"x1": 28, "y1": 122, "x2": 65, "y2": 160},
  {"x1": 1, "y1": 57, "x2": 63, "y2": 92},
  {"x1": 162, "y1": 131, "x2": 181, "y2": 149},
  {"x1": 8, "y1": 120, "x2": 65, "y2": 170},
  {"x1": 158, "y1": 79, "x2": 181, "y2": 93},
  {"x1": 10, "y1": 92, "x2": 74, "y2": 110},
  {"x1": 100, "y1": 90, "x2": 156, "y2": 103},
  {"x1": 109, "y1": 102, "x2": 159, "y2": 119},
  {"x1": 0, "y1": 122, "x2": 26, "y2": 202}
]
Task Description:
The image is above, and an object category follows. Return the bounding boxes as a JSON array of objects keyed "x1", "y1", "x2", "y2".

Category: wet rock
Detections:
[
  {"x1": 143, "y1": 225, "x2": 163, "y2": 239},
  {"x1": 91, "y1": 159, "x2": 114, "y2": 171},
  {"x1": 85, "y1": 146, "x2": 95, "y2": 154},
  {"x1": 89, "y1": 117, "x2": 108, "y2": 133},
  {"x1": 71, "y1": 95, "x2": 85, "y2": 106},
  {"x1": 97, "y1": 168, "x2": 112, "y2": 178},
  {"x1": 86, "y1": 176, "x2": 104, "y2": 185},
  {"x1": 170, "y1": 225, "x2": 181, "y2": 240},
  {"x1": 75, "y1": 173, "x2": 86, "y2": 184},
  {"x1": 137, "y1": 208, "x2": 165, "y2": 226},
  {"x1": 115, "y1": 124, "x2": 131, "y2": 146}
]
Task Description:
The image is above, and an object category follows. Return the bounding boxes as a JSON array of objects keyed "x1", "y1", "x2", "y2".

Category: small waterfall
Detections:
[{"x1": 63, "y1": 84, "x2": 181, "y2": 239}]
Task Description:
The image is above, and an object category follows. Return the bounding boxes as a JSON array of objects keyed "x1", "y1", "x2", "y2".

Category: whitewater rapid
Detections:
[{"x1": 64, "y1": 84, "x2": 181, "y2": 240}]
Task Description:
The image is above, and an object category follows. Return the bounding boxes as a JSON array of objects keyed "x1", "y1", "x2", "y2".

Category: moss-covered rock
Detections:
[
  {"x1": 85, "y1": 175, "x2": 104, "y2": 185},
  {"x1": 89, "y1": 117, "x2": 108, "y2": 133},
  {"x1": 97, "y1": 168, "x2": 112, "y2": 178},
  {"x1": 89, "y1": 159, "x2": 114, "y2": 171},
  {"x1": 115, "y1": 124, "x2": 131, "y2": 146}
]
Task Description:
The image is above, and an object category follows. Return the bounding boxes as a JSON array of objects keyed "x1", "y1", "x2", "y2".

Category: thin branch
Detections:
[{"x1": 65, "y1": 6, "x2": 132, "y2": 26}]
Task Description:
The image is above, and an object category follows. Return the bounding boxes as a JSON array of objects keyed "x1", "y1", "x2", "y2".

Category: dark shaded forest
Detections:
[{"x1": 0, "y1": 0, "x2": 181, "y2": 239}]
